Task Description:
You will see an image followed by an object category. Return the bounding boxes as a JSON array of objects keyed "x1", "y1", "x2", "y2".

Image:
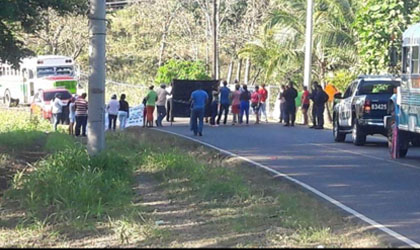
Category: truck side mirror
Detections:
[
  {"x1": 389, "y1": 46, "x2": 398, "y2": 67},
  {"x1": 334, "y1": 93, "x2": 342, "y2": 99}
]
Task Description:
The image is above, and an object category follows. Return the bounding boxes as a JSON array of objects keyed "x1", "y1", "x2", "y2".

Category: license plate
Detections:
[{"x1": 371, "y1": 103, "x2": 387, "y2": 110}]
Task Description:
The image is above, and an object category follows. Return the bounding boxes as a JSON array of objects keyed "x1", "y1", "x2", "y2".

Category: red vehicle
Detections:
[{"x1": 30, "y1": 88, "x2": 72, "y2": 124}]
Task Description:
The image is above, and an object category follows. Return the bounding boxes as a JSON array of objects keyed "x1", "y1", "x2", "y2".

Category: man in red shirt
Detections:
[
  {"x1": 75, "y1": 93, "x2": 88, "y2": 137},
  {"x1": 301, "y1": 86, "x2": 310, "y2": 125},
  {"x1": 258, "y1": 84, "x2": 268, "y2": 123}
]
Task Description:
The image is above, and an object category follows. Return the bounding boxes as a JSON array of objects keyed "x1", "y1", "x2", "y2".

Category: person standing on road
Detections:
[
  {"x1": 75, "y1": 93, "x2": 88, "y2": 137},
  {"x1": 52, "y1": 93, "x2": 64, "y2": 131},
  {"x1": 156, "y1": 84, "x2": 170, "y2": 127},
  {"x1": 251, "y1": 85, "x2": 262, "y2": 124},
  {"x1": 217, "y1": 80, "x2": 231, "y2": 125},
  {"x1": 107, "y1": 94, "x2": 120, "y2": 131},
  {"x1": 118, "y1": 94, "x2": 129, "y2": 130},
  {"x1": 166, "y1": 83, "x2": 174, "y2": 123},
  {"x1": 189, "y1": 86, "x2": 209, "y2": 136},
  {"x1": 68, "y1": 96, "x2": 76, "y2": 136},
  {"x1": 145, "y1": 85, "x2": 157, "y2": 128},
  {"x1": 314, "y1": 84, "x2": 329, "y2": 129},
  {"x1": 283, "y1": 81, "x2": 298, "y2": 127},
  {"x1": 239, "y1": 84, "x2": 251, "y2": 125},
  {"x1": 309, "y1": 81, "x2": 319, "y2": 128},
  {"x1": 301, "y1": 86, "x2": 310, "y2": 125},
  {"x1": 258, "y1": 83, "x2": 268, "y2": 123},
  {"x1": 231, "y1": 84, "x2": 241, "y2": 125},
  {"x1": 210, "y1": 86, "x2": 219, "y2": 126},
  {"x1": 279, "y1": 85, "x2": 286, "y2": 123}
]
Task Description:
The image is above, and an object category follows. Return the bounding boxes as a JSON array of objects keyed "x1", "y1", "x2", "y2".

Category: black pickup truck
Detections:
[{"x1": 332, "y1": 75, "x2": 400, "y2": 146}]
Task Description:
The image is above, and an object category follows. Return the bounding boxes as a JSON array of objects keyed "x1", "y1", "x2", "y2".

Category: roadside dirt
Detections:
[{"x1": 0, "y1": 135, "x2": 47, "y2": 197}]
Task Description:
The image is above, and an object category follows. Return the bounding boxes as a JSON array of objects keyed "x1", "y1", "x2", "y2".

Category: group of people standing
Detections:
[
  {"x1": 52, "y1": 92, "x2": 88, "y2": 136},
  {"x1": 189, "y1": 81, "x2": 269, "y2": 136},
  {"x1": 105, "y1": 93, "x2": 130, "y2": 131},
  {"x1": 142, "y1": 84, "x2": 172, "y2": 128},
  {"x1": 209, "y1": 81, "x2": 269, "y2": 127},
  {"x1": 278, "y1": 80, "x2": 329, "y2": 129}
]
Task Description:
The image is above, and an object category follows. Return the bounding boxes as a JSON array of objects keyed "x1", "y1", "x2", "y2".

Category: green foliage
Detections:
[
  {"x1": 0, "y1": 110, "x2": 51, "y2": 150},
  {"x1": 0, "y1": 0, "x2": 88, "y2": 66},
  {"x1": 355, "y1": 0, "x2": 420, "y2": 74},
  {"x1": 44, "y1": 132, "x2": 77, "y2": 153},
  {"x1": 140, "y1": 149, "x2": 249, "y2": 200},
  {"x1": 326, "y1": 70, "x2": 356, "y2": 93},
  {"x1": 155, "y1": 59, "x2": 211, "y2": 84},
  {"x1": 9, "y1": 141, "x2": 135, "y2": 223}
]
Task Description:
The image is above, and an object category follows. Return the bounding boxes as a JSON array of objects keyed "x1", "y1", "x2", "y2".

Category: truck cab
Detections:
[{"x1": 333, "y1": 75, "x2": 400, "y2": 145}]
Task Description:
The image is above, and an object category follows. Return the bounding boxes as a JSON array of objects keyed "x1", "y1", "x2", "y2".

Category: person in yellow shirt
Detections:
[{"x1": 325, "y1": 83, "x2": 339, "y2": 102}]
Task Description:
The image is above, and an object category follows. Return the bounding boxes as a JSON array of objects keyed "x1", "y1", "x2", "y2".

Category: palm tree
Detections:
[{"x1": 240, "y1": 0, "x2": 360, "y2": 86}]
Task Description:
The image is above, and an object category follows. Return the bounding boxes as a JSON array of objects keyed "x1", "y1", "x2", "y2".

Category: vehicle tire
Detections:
[
  {"x1": 333, "y1": 116, "x2": 346, "y2": 142},
  {"x1": 4, "y1": 90, "x2": 12, "y2": 107},
  {"x1": 411, "y1": 137, "x2": 420, "y2": 147},
  {"x1": 388, "y1": 109, "x2": 409, "y2": 158},
  {"x1": 352, "y1": 119, "x2": 366, "y2": 146}
]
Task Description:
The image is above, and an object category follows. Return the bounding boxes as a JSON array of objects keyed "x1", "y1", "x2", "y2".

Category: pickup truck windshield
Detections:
[{"x1": 358, "y1": 81, "x2": 399, "y2": 95}]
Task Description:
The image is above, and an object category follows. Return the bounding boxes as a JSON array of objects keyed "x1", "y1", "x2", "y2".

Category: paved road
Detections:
[{"x1": 157, "y1": 119, "x2": 420, "y2": 247}]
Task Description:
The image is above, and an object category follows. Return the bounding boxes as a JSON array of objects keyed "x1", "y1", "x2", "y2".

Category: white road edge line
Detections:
[{"x1": 154, "y1": 128, "x2": 420, "y2": 248}]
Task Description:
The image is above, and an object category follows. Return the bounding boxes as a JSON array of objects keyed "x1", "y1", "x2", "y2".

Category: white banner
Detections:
[
  {"x1": 105, "y1": 104, "x2": 144, "y2": 130},
  {"x1": 126, "y1": 104, "x2": 144, "y2": 128}
]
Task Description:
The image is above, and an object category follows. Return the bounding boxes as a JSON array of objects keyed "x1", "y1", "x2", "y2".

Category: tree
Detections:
[
  {"x1": 155, "y1": 59, "x2": 211, "y2": 84},
  {"x1": 0, "y1": 0, "x2": 88, "y2": 67},
  {"x1": 240, "y1": 0, "x2": 360, "y2": 86},
  {"x1": 355, "y1": 0, "x2": 420, "y2": 74}
]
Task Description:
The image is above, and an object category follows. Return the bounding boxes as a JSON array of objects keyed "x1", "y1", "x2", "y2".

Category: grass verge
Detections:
[{"x1": 1, "y1": 109, "x2": 388, "y2": 247}]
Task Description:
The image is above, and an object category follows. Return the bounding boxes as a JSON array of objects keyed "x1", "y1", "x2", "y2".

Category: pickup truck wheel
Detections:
[
  {"x1": 333, "y1": 117, "x2": 346, "y2": 142},
  {"x1": 352, "y1": 119, "x2": 366, "y2": 146},
  {"x1": 411, "y1": 137, "x2": 420, "y2": 147}
]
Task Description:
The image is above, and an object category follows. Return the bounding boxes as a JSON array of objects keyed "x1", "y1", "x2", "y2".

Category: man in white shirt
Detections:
[
  {"x1": 156, "y1": 84, "x2": 171, "y2": 127},
  {"x1": 52, "y1": 93, "x2": 64, "y2": 131}
]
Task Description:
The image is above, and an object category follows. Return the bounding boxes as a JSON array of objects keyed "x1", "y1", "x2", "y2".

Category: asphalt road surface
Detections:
[{"x1": 156, "y1": 118, "x2": 420, "y2": 247}]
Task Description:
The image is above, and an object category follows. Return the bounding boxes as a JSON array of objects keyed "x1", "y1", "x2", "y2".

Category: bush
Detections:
[
  {"x1": 140, "y1": 150, "x2": 250, "y2": 200},
  {"x1": 326, "y1": 70, "x2": 356, "y2": 93},
  {"x1": 44, "y1": 132, "x2": 77, "y2": 153},
  {"x1": 9, "y1": 147, "x2": 135, "y2": 222},
  {"x1": 155, "y1": 59, "x2": 211, "y2": 84}
]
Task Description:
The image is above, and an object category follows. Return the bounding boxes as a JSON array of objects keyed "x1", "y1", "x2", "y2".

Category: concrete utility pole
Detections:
[
  {"x1": 213, "y1": 0, "x2": 218, "y2": 80},
  {"x1": 87, "y1": 0, "x2": 106, "y2": 155},
  {"x1": 303, "y1": 0, "x2": 314, "y2": 90}
]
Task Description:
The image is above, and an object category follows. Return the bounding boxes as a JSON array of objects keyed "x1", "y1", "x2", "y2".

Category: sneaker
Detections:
[
  {"x1": 198, "y1": 132, "x2": 203, "y2": 136},
  {"x1": 284, "y1": 124, "x2": 290, "y2": 127},
  {"x1": 309, "y1": 126, "x2": 316, "y2": 129}
]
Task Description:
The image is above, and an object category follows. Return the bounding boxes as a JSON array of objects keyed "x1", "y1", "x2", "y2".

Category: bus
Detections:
[
  {"x1": 0, "y1": 55, "x2": 79, "y2": 107},
  {"x1": 385, "y1": 22, "x2": 420, "y2": 158}
]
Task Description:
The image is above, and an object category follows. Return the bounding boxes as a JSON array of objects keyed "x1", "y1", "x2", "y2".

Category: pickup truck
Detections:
[{"x1": 332, "y1": 75, "x2": 400, "y2": 146}]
